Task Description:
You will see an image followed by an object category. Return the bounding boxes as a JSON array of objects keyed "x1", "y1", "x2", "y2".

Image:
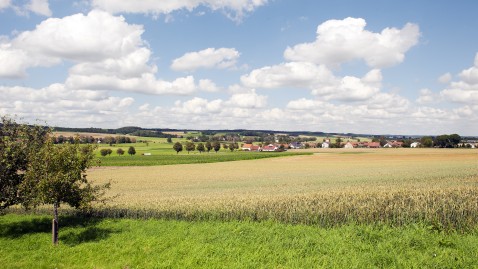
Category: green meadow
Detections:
[{"x1": 1, "y1": 214, "x2": 477, "y2": 269}]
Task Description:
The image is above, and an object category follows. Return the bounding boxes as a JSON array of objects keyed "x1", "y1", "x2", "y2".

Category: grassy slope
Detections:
[{"x1": 1, "y1": 214, "x2": 477, "y2": 269}]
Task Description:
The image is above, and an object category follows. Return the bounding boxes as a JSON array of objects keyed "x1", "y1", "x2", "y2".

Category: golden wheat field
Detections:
[{"x1": 88, "y1": 148, "x2": 478, "y2": 230}]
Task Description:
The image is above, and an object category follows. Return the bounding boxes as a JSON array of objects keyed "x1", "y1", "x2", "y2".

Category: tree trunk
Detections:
[{"x1": 52, "y1": 202, "x2": 59, "y2": 245}]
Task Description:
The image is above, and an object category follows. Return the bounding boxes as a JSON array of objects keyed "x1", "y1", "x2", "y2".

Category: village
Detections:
[{"x1": 240, "y1": 137, "x2": 477, "y2": 151}]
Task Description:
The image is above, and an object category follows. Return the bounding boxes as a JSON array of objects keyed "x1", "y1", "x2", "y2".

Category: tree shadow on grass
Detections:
[
  {"x1": 60, "y1": 226, "x2": 120, "y2": 246},
  {"x1": 0, "y1": 214, "x2": 119, "y2": 245},
  {"x1": 0, "y1": 216, "x2": 51, "y2": 238}
]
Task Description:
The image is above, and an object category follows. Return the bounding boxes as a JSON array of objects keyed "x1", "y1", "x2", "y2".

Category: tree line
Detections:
[
  {"x1": 173, "y1": 141, "x2": 238, "y2": 154},
  {"x1": 100, "y1": 146, "x2": 136, "y2": 156},
  {"x1": 53, "y1": 135, "x2": 137, "y2": 145}
]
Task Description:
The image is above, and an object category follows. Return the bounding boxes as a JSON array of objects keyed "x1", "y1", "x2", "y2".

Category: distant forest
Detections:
[{"x1": 52, "y1": 126, "x2": 478, "y2": 141}]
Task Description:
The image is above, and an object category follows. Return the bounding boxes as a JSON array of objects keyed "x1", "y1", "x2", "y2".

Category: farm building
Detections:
[
  {"x1": 241, "y1": 144, "x2": 261, "y2": 151},
  {"x1": 262, "y1": 144, "x2": 279, "y2": 152},
  {"x1": 367, "y1": 142, "x2": 381, "y2": 148},
  {"x1": 241, "y1": 144, "x2": 253, "y2": 151}
]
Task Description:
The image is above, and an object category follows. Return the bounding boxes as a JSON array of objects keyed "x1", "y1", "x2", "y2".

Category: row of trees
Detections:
[
  {"x1": 367, "y1": 134, "x2": 463, "y2": 148},
  {"x1": 0, "y1": 117, "x2": 110, "y2": 245},
  {"x1": 173, "y1": 141, "x2": 231, "y2": 154},
  {"x1": 54, "y1": 135, "x2": 137, "y2": 145},
  {"x1": 99, "y1": 146, "x2": 136, "y2": 156}
]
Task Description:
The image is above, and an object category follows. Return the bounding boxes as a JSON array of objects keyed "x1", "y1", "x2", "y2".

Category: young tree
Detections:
[
  {"x1": 205, "y1": 141, "x2": 212, "y2": 153},
  {"x1": 116, "y1": 148, "x2": 125, "y2": 155},
  {"x1": 197, "y1": 142, "x2": 205, "y2": 153},
  {"x1": 0, "y1": 116, "x2": 48, "y2": 210},
  {"x1": 213, "y1": 142, "x2": 221, "y2": 153},
  {"x1": 229, "y1": 143, "x2": 235, "y2": 152},
  {"x1": 167, "y1": 136, "x2": 173, "y2": 143},
  {"x1": 173, "y1": 142, "x2": 183, "y2": 154},
  {"x1": 21, "y1": 137, "x2": 110, "y2": 245},
  {"x1": 186, "y1": 142, "x2": 195, "y2": 154},
  {"x1": 128, "y1": 146, "x2": 136, "y2": 156}
]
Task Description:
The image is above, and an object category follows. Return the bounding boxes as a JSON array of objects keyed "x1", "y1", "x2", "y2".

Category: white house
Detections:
[
  {"x1": 344, "y1": 142, "x2": 354, "y2": 149},
  {"x1": 410, "y1": 142, "x2": 421, "y2": 148}
]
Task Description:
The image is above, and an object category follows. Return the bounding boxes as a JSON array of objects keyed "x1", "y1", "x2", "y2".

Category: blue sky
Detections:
[{"x1": 1, "y1": 0, "x2": 477, "y2": 135}]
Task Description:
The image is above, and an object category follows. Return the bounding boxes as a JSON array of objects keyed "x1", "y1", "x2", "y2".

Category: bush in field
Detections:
[
  {"x1": 173, "y1": 142, "x2": 183, "y2": 154},
  {"x1": 213, "y1": 142, "x2": 221, "y2": 153},
  {"x1": 197, "y1": 143, "x2": 205, "y2": 153},
  {"x1": 128, "y1": 146, "x2": 136, "y2": 156},
  {"x1": 116, "y1": 148, "x2": 125, "y2": 156}
]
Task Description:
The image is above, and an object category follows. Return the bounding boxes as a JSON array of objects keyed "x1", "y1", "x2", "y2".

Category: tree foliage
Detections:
[
  {"x1": 185, "y1": 142, "x2": 196, "y2": 154},
  {"x1": 21, "y1": 138, "x2": 109, "y2": 213},
  {"x1": 100, "y1": 148, "x2": 109, "y2": 156},
  {"x1": 0, "y1": 117, "x2": 49, "y2": 210},
  {"x1": 435, "y1": 134, "x2": 461, "y2": 148},
  {"x1": 0, "y1": 118, "x2": 111, "y2": 244},
  {"x1": 213, "y1": 142, "x2": 221, "y2": 153},
  {"x1": 205, "y1": 141, "x2": 212, "y2": 153},
  {"x1": 173, "y1": 142, "x2": 183, "y2": 154},
  {"x1": 128, "y1": 146, "x2": 136, "y2": 156},
  {"x1": 197, "y1": 143, "x2": 205, "y2": 153}
]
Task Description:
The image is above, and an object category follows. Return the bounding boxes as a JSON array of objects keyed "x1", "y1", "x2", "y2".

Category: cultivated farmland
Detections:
[{"x1": 86, "y1": 148, "x2": 478, "y2": 231}]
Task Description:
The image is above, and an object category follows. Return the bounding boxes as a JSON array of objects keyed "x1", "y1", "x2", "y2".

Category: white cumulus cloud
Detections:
[
  {"x1": 0, "y1": 84, "x2": 135, "y2": 126},
  {"x1": 0, "y1": 10, "x2": 147, "y2": 78},
  {"x1": 227, "y1": 89, "x2": 267, "y2": 108},
  {"x1": 66, "y1": 74, "x2": 197, "y2": 95},
  {"x1": 198, "y1": 79, "x2": 221, "y2": 92},
  {"x1": 440, "y1": 53, "x2": 478, "y2": 104},
  {"x1": 171, "y1": 48, "x2": 240, "y2": 71},
  {"x1": 242, "y1": 62, "x2": 382, "y2": 101},
  {"x1": 438, "y1": 72, "x2": 452, "y2": 84},
  {"x1": 91, "y1": 0, "x2": 268, "y2": 22},
  {"x1": 241, "y1": 61, "x2": 335, "y2": 89},
  {"x1": 416, "y1": 88, "x2": 439, "y2": 104},
  {"x1": 26, "y1": 0, "x2": 52, "y2": 16},
  {"x1": 0, "y1": 0, "x2": 11, "y2": 9},
  {"x1": 284, "y1": 17, "x2": 420, "y2": 68}
]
